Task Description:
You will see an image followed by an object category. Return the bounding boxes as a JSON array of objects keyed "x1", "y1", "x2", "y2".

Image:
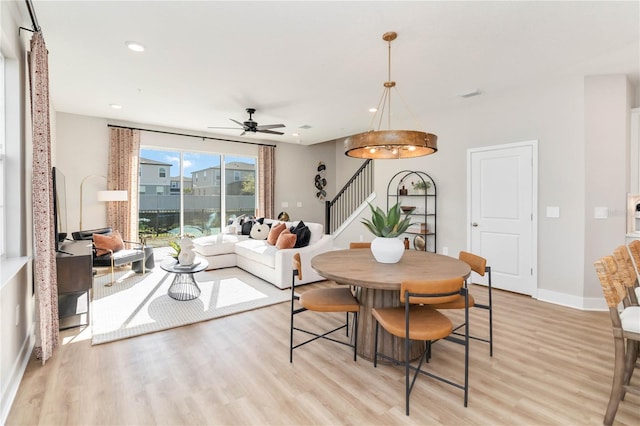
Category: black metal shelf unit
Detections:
[{"x1": 386, "y1": 170, "x2": 437, "y2": 253}]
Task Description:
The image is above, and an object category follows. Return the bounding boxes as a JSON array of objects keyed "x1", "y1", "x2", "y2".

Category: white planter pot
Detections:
[{"x1": 370, "y1": 236, "x2": 405, "y2": 264}]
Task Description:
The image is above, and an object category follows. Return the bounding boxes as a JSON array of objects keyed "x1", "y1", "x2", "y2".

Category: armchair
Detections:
[{"x1": 72, "y1": 227, "x2": 146, "y2": 286}]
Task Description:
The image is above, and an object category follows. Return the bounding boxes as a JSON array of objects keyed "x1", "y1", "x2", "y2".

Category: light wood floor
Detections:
[{"x1": 6, "y1": 281, "x2": 640, "y2": 425}]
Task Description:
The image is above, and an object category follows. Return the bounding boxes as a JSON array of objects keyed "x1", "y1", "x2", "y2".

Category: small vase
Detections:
[{"x1": 370, "y1": 237, "x2": 405, "y2": 264}]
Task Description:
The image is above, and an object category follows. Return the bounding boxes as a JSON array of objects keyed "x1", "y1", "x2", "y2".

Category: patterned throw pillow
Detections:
[
  {"x1": 93, "y1": 230, "x2": 124, "y2": 256},
  {"x1": 250, "y1": 223, "x2": 270, "y2": 240},
  {"x1": 275, "y1": 229, "x2": 297, "y2": 249}
]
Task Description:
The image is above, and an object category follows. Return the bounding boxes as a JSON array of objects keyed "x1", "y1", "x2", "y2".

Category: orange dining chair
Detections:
[
  {"x1": 372, "y1": 277, "x2": 469, "y2": 415},
  {"x1": 289, "y1": 253, "x2": 360, "y2": 362},
  {"x1": 430, "y1": 251, "x2": 493, "y2": 356},
  {"x1": 593, "y1": 255, "x2": 640, "y2": 426}
]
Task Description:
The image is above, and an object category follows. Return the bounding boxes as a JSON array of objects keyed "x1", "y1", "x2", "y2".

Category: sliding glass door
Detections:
[{"x1": 139, "y1": 148, "x2": 256, "y2": 247}]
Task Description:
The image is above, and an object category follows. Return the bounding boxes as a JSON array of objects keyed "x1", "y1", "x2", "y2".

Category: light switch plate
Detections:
[
  {"x1": 594, "y1": 206, "x2": 609, "y2": 219},
  {"x1": 546, "y1": 206, "x2": 560, "y2": 218}
]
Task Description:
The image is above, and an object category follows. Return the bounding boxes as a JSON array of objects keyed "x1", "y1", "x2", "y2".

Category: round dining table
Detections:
[{"x1": 311, "y1": 248, "x2": 471, "y2": 361}]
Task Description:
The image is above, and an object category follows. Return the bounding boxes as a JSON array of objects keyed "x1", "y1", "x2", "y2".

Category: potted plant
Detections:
[
  {"x1": 412, "y1": 180, "x2": 431, "y2": 194},
  {"x1": 361, "y1": 202, "x2": 412, "y2": 263}
]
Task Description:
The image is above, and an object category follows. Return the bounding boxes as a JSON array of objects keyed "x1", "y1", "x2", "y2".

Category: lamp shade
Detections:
[{"x1": 97, "y1": 190, "x2": 128, "y2": 202}]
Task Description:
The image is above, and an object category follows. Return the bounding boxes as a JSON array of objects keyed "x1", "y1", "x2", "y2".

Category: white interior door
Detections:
[{"x1": 467, "y1": 142, "x2": 537, "y2": 296}]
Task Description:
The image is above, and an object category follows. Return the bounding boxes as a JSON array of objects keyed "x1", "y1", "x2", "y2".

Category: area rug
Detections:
[{"x1": 91, "y1": 266, "x2": 289, "y2": 345}]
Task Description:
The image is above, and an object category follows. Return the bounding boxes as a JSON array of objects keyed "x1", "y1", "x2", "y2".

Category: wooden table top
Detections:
[{"x1": 311, "y1": 249, "x2": 471, "y2": 291}]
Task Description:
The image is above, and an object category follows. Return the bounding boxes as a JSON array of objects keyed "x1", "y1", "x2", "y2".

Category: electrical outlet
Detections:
[{"x1": 442, "y1": 246, "x2": 449, "y2": 255}]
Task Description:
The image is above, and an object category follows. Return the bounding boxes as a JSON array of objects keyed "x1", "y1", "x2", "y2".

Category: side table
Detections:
[{"x1": 160, "y1": 258, "x2": 209, "y2": 301}]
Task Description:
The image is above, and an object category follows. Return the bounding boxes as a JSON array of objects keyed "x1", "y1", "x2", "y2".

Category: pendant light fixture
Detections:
[{"x1": 344, "y1": 32, "x2": 437, "y2": 159}]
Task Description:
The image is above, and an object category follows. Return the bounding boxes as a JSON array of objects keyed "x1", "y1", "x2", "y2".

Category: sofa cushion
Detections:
[
  {"x1": 93, "y1": 230, "x2": 124, "y2": 256},
  {"x1": 290, "y1": 221, "x2": 311, "y2": 248},
  {"x1": 234, "y1": 239, "x2": 278, "y2": 268},
  {"x1": 193, "y1": 234, "x2": 245, "y2": 256},
  {"x1": 267, "y1": 222, "x2": 287, "y2": 245},
  {"x1": 276, "y1": 229, "x2": 297, "y2": 249}
]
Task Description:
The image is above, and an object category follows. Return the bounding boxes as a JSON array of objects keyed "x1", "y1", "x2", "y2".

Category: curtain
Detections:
[
  {"x1": 30, "y1": 31, "x2": 58, "y2": 363},
  {"x1": 107, "y1": 128, "x2": 140, "y2": 242},
  {"x1": 258, "y1": 145, "x2": 275, "y2": 218}
]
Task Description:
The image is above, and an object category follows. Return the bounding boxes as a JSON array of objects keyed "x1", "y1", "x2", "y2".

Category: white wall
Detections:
[{"x1": 334, "y1": 72, "x2": 635, "y2": 308}]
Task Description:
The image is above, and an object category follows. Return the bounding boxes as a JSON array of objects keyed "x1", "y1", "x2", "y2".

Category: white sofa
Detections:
[{"x1": 192, "y1": 220, "x2": 333, "y2": 289}]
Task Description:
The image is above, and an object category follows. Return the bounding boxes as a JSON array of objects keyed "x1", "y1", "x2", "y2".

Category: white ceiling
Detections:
[{"x1": 29, "y1": 1, "x2": 640, "y2": 146}]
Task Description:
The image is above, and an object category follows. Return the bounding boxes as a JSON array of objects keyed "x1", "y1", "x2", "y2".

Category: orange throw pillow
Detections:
[
  {"x1": 275, "y1": 229, "x2": 297, "y2": 249},
  {"x1": 267, "y1": 222, "x2": 287, "y2": 245},
  {"x1": 93, "y1": 230, "x2": 124, "y2": 256}
]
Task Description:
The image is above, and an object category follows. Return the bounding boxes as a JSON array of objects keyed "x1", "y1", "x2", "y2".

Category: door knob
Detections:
[{"x1": 472, "y1": 222, "x2": 478, "y2": 227}]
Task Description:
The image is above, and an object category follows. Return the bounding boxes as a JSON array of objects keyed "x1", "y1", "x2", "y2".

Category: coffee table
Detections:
[{"x1": 160, "y1": 258, "x2": 209, "y2": 301}]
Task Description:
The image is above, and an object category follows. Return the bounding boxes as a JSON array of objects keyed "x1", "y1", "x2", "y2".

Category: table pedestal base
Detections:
[
  {"x1": 168, "y1": 273, "x2": 202, "y2": 301},
  {"x1": 357, "y1": 287, "x2": 425, "y2": 362}
]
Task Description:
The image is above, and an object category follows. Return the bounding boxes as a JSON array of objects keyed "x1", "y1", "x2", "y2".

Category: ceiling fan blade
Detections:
[
  {"x1": 257, "y1": 129, "x2": 285, "y2": 135},
  {"x1": 208, "y1": 126, "x2": 242, "y2": 130},
  {"x1": 256, "y1": 124, "x2": 285, "y2": 130},
  {"x1": 230, "y1": 118, "x2": 245, "y2": 127}
]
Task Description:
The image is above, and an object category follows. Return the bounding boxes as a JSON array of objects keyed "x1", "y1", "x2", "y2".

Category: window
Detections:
[
  {"x1": 156, "y1": 186, "x2": 164, "y2": 194},
  {"x1": 234, "y1": 171, "x2": 241, "y2": 182},
  {"x1": 171, "y1": 181, "x2": 179, "y2": 189},
  {"x1": 214, "y1": 170, "x2": 220, "y2": 186},
  {"x1": 159, "y1": 167, "x2": 166, "y2": 178},
  {"x1": 139, "y1": 185, "x2": 146, "y2": 194}
]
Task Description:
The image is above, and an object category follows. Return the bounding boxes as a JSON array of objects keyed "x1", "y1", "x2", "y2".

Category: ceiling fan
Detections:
[{"x1": 208, "y1": 108, "x2": 285, "y2": 135}]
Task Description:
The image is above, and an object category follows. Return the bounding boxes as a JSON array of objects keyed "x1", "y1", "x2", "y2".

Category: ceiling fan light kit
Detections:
[{"x1": 344, "y1": 31, "x2": 438, "y2": 159}]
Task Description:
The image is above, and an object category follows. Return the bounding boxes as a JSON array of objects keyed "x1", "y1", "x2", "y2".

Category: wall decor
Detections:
[{"x1": 315, "y1": 161, "x2": 327, "y2": 201}]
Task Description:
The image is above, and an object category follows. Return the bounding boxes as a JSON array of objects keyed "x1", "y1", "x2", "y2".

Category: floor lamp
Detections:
[{"x1": 79, "y1": 174, "x2": 128, "y2": 230}]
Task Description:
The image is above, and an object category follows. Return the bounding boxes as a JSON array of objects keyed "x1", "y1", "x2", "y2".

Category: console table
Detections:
[{"x1": 56, "y1": 240, "x2": 93, "y2": 329}]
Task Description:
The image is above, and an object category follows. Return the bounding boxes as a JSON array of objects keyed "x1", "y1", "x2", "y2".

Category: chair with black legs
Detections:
[
  {"x1": 372, "y1": 277, "x2": 469, "y2": 415},
  {"x1": 430, "y1": 251, "x2": 493, "y2": 356},
  {"x1": 289, "y1": 253, "x2": 360, "y2": 362}
]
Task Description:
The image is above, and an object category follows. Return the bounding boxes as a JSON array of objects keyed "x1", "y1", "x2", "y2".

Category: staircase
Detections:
[{"x1": 324, "y1": 159, "x2": 375, "y2": 235}]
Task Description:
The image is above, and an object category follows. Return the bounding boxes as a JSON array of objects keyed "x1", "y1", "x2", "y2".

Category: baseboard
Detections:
[
  {"x1": 1, "y1": 321, "x2": 35, "y2": 425},
  {"x1": 536, "y1": 288, "x2": 607, "y2": 311}
]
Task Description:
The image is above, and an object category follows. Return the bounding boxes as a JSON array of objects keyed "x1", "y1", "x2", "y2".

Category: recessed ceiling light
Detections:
[
  {"x1": 369, "y1": 108, "x2": 378, "y2": 113},
  {"x1": 125, "y1": 41, "x2": 145, "y2": 52},
  {"x1": 292, "y1": 133, "x2": 300, "y2": 137},
  {"x1": 110, "y1": 104, "x2": 122, "y2": 109}
]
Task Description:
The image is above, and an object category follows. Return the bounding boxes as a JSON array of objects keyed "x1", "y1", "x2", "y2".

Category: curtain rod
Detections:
[
  {"x1": 25, "y1": 0, "x2": 40, "y2": 32},
  {"x1": 107, "y1": 124, "x2": 277, "y2": 148}
]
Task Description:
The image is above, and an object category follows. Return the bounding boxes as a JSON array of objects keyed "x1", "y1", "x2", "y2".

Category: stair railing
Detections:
[{"x1": 325, "y1": 159, "x2": 374, "y2": 234}]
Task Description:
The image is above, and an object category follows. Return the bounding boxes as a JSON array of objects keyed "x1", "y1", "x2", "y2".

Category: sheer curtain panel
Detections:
[{"x1": 258, "y1": 145, "x2": 275, "y2": 219}]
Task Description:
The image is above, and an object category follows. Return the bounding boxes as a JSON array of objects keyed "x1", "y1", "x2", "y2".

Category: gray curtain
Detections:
[
  {"x1": 30, "y1": 31, "x2": 59, "y2": 363},
  {"x1": 107, "y1": 128, "x2": 140, "y2": 242},
  {"x1": 258, "y1": 145, "x2": 275, "y2": 218}
]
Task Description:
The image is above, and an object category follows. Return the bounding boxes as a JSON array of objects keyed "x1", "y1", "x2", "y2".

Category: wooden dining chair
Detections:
[
  {"x1": 349, "y1": 242, "x2": 371, "y2": 249},
  {"x1": 430, "y1": 251, "x2": 493, "y2": 355},
  {"x1": 289, "y1": 253, "x2": 360, "y2": 362},
  {"x1": 593, "y1": 255, "x2": 640, "y2": 426},
  {"x1": 626, "y1": 240, "x2": 640, "y2": 304},
  {"x1": 612, "y1": 245, "x2": 639, "y2": 307},
  {"x1": 372, "y1": 277, "x2": 469, "y2": 415}
]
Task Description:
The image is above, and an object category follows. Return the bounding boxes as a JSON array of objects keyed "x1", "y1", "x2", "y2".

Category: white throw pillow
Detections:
[{"x1": 250, "y1": 223, "x2": 269, "y2": 240}]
